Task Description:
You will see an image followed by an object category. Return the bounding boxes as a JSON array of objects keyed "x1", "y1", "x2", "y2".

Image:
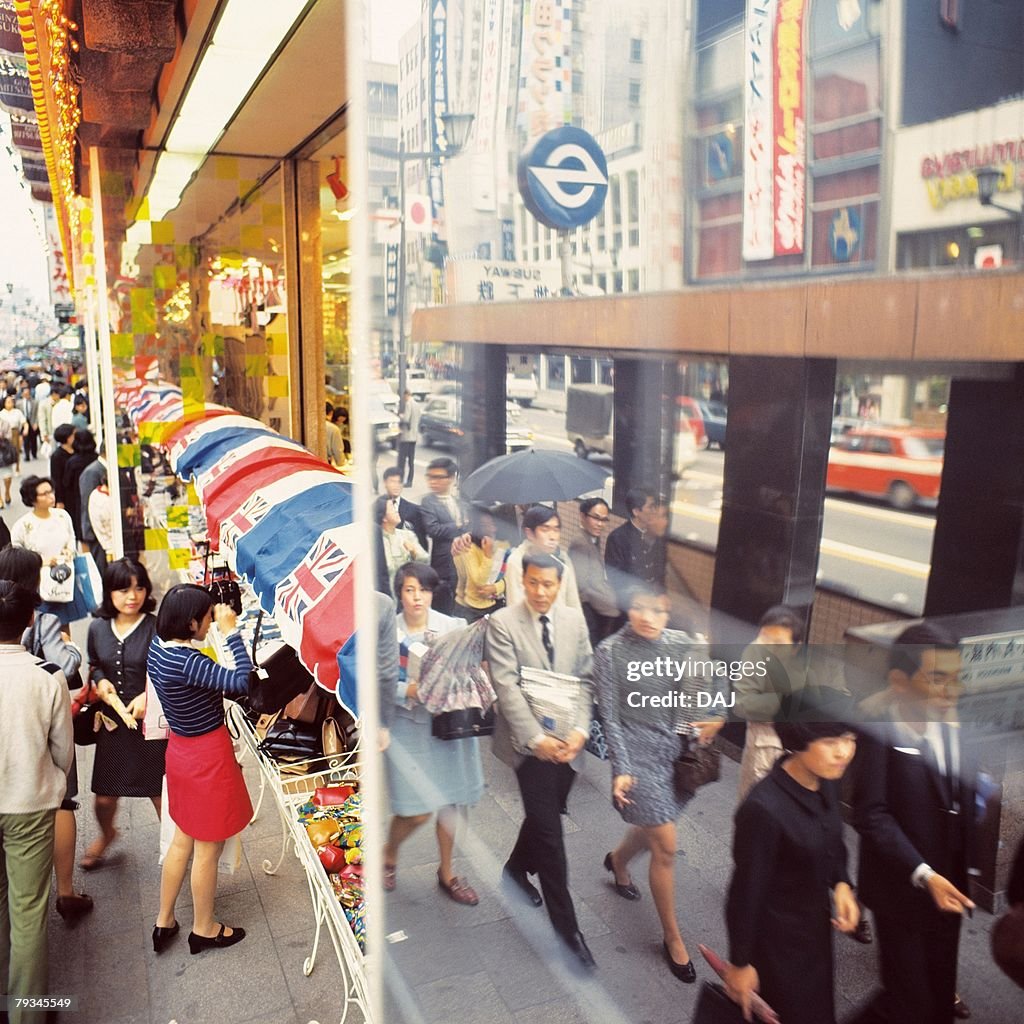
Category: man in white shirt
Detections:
[
  {"x1": 50, "y1": 386, "x2": 74, "y2": 432},
  {"x1": 396, "y1": 389, "x2": 422, "y2": 487}
]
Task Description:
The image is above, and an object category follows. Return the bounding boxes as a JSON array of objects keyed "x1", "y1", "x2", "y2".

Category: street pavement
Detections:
[{"x1": 382, "y1": 745, "x2": 1020, "y2": 1024}]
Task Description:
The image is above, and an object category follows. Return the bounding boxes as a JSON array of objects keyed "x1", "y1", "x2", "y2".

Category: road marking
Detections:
[
  {"x1": 670, "y1": 501, "x2": 931, "y2": 579},
  {"x1": 824, "y1": 497, "x2": 934, "y2": 530}
]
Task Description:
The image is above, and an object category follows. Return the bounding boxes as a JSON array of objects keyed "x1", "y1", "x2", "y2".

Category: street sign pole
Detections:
[{"x1": 396, "y1": 141, "x2": 408, "y2": 403}]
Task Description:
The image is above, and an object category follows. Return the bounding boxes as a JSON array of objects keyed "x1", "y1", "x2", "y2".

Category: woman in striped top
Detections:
[{"x1": 147, "y1": 584, "x2": 252, "y2": 956}]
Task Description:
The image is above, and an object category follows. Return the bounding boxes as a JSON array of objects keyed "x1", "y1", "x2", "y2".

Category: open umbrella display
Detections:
[{"x1": 460, "y1": 448, "x2": 609, "y2": 504}]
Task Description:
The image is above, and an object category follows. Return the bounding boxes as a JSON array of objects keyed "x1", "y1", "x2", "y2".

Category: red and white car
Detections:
[{"x1": 826, "y1": 428, "x2": 945, "y2": 510}]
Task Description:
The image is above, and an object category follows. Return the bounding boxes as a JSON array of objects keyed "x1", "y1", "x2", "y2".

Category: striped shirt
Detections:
[{"x1": 147, "y1": 632, "x2": 252, "y2": 738}]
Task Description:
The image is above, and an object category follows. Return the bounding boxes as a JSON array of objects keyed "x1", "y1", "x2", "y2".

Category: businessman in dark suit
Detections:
[
  {"x1": 852, "y1": 623, "x2": 976, "y2": 1024},
  {"x1": 485, "y1": 553, "x2": 596, "y2": 969},
  {"x1": 419, "y1": 457, "x2": 469, "y2": 615}
]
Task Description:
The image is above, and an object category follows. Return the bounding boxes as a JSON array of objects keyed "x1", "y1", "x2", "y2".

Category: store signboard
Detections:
[
  {"x1": 446, "y1": 259, "x2": 561, "y2": 304},
  {"x1": 742, "y1": 0, "x2": 776, "y2": 261},
  {"x1": 516, "y1": 0, "x2": 573, "y2": 145},
  {"x1": 0, "y1": 0, "x2": 21, "y2": 56},
  {"x1": 0, "y1": 53, "x2": 32, "y2": 113},
  {"x1": 11, "y1": 120, "x2": 41, "y2": 151},
  {"x1": 470, "y1": 0, "x2": 501, "y2": 212},
  {"x1": 501, "y1": 218, "x2": 515, "y2": 261},
  {"x1": 959, "y1": 630, "x2": 1024, "y2": 731},
  {"x1": 428, "y1": 0, "x2": 448, "y2": 240},
  {"x1": 385, "y1": 243, "x2": 399, "y2": 316},
  {"x1": 773, "y1": 0, "x2": 806, "y2": 256},
  {"x1": 890, "y1": 99, "x2": 1024, "y2": 233}
]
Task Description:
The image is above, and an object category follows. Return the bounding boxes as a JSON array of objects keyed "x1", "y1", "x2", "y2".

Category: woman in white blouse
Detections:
[
  {"x1": 11, "y1": 474, "x2": 78, "y2": 624},
  {"x1": 374, "y1": 495, "x2": 428, "y2": 595}
]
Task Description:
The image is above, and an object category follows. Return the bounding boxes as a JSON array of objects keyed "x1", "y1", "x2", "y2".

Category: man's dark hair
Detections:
[
  {"x1": 522, "y1": 504, "x2": 558, "y2": 534},
  {"x1": 20, "y1": 475, "x2": 51, "y2": 508},
  {"x1": 73, "y1": 429, "x2": 97, "y2": 456},
  {"x1": 759, "y1": 604, "x2": 806, "y2": 644},
  {"x1": 0, "y1": 580, "x2": 39, "y2": 641},
  {"x1": 54, "y1": 423, "x2": 74, "y2": 444},
  {"x1": 625, "y1": 487, "x2": 655, "y2": 519},
  {"x1": 427, "y1": 456, "x2": 457, "y2": 477},
  {"x1": 889, "y1": 622, "x2": 959, "y2": 676},
  {"x1": 97, "y1": 558, "x2": 157, "y2": 619},
  {"x1": 382, "y1": 467, "x2": 402, "y2": 482},
  {"x1": 326, "y1": 401, "x2": 334, "y2": 415},
  {"x1": 523, "y1": 552, "x2": 564, "y2": 580},
  {"x1": 0, "y1": 544, "x2": 43, "y2": 591},
  {"x1": 393, "y1": 561, "x2": 440, "y2": 599},
  {"x1": 579, "y1": 497, "x2": 609, "y2": 519},
  {"x1": 156, "y1": 583, "x2": 213, "y2": 641}
]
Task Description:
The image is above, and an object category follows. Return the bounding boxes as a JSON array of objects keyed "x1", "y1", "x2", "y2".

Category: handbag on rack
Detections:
[
  {"x1": 247, "y1": 611, "x2": 318, "y2": 716},
  {"x1": 673, "y1": 736, "x2": 721, "y2": 799},
  {"x1": 201, "y1": 546, "x2": 243, "y2": 614},
  {"x1": 258, "y1": 714, "x2": 322, "y2": 762}
]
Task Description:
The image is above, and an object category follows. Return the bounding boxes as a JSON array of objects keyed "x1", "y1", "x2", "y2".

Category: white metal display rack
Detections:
[{"x1": 227, "y1": 703, "x2": 372, "y2": 1024}]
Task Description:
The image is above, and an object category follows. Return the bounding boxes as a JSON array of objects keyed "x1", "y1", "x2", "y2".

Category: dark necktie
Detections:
[
  {"x1": 539, "y1": 614, "x2": 555, "y2": 667},
  {"x1": 941, "y1": 722, "x2": 959, "y2": 812}
]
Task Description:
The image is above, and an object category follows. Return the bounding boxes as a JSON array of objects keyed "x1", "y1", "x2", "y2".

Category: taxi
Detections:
[{"x1": 826, "y1": 427, "x2": 945, "y2": 510}]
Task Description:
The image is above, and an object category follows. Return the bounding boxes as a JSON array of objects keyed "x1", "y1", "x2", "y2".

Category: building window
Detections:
[
  {"x1": 630, "y1": 38, "x2": 643, "y2": 63},
  {"x1": 626, "y1": 170, "x2": 640, "y2": 247},
  {"x1": 628, "y1": 81, "x2": 642, "y2": 107},
  {"x1": 610, "y1": 175, "x2": 622, "y2": 250},
  {"x1": 628, "y1": 268, "x2": 640, "y2": 291}
]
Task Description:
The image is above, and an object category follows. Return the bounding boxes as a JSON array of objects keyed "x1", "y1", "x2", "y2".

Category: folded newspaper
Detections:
[{"x1": 519, "y1": 667, "x2": 582, "y2": 740}]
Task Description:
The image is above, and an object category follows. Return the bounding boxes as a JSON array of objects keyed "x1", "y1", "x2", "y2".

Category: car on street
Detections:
[
  {"x1": 507, "y1": 372, "x2": 538, "y2": 407},
  {"x1": 565, "y1": 383, "x2": 697, "y2": 477},
  {"x1": 419, "y1": 394, "x2": 534, "y2": 452},
  {"x1": 826, "y1": 427, "x2": 945, "y2": 510},
  {"x1": 693, "y1": 398, "x2": 728, "y2": 449},
  {"x1": 385, "y1": 368, "x2": 432, "y2": 400},
  {"x1": 677, "y1": 397, "x2": 707, "y2": 448}
]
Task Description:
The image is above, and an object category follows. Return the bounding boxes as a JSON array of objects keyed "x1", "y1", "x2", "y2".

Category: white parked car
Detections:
[{"x1": 506, "y1": 372, "x2": 538, "y2": 407}]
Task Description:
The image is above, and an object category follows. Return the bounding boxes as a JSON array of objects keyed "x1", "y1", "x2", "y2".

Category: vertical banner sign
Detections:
[
  {"x1": 517, "y1": 0, "x2": 574, "y2": 146},
  {"x1": 501, "y1": 219, "x2": 516, "y2": 261},
  {"x1": 470, "y1": 0, "x2": 501, "y2": 212},
  {"x1": 773, "y1": 0, "x2": 806, "y2": 256},
  {"x1": 742, "y1": 0, "x2": 776, "y2": 261},
  {"x1": 429, "y1": 0, "x2": 449, "y2": 242},
  {"x1": 385, "y1": 243, "x2": 399, "y2": 317},
  {"x1": 0, "y1": 0, "x2": 22, "y2": 55}
]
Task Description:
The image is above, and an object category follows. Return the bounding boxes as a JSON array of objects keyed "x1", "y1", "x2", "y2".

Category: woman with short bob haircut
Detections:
[
  {"x1": 147, "y1": 583, "x2": 252, "y2": 956},
  {"x1": 81, "y1": 558, "x2": 164, "y2": 872},
  {"x1": 723, "y1": 701, "x2": 860, "y2": 1024}
]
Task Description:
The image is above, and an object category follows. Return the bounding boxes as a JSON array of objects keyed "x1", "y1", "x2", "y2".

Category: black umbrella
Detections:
[{"x1": 460, "y1": 448, "x2": 610, "y2": 504}]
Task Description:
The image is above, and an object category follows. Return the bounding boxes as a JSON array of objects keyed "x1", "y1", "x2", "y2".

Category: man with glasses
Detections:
[
  {"x1": 852, "y1": 623, "x2": 976, "y2": 1024},
  {"x1": 569, "y1": 497, "x2": 620, "y2": 644},
  {"x1": 419, "y1": 457, "x2": 470, "y2": 615}
]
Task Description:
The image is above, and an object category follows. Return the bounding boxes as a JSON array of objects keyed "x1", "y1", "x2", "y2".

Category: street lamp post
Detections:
[
  {"x1": 372, "y1": 112, "x2": 474, "y2": 400},
  {"x1": 975, "y1": 165, "x2": 1024, "y2": 262}
]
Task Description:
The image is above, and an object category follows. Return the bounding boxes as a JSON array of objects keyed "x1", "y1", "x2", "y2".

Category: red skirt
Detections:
[{"x1": 165, "y1": 725, "x2": 253, "y2": 842}]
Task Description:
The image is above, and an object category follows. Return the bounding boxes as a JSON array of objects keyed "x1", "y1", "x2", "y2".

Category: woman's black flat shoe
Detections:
[
  {"x1": 603, "y1": 852, "x2": 641, "y2": 901},
  {"x1": 663, "y1": 941, "x2": 697, "y2": 983},
  {"x1": 188, "y1": 924, "x2": 246, "y2": 954},
  {"x1": 152, "y1": 921, "x2": 180, "y2": 953}
]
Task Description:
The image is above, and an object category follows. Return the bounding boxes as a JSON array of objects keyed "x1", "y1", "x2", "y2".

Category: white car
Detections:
[{"x1": 506, "y1": 373, "x2": 538, "y2": 407}]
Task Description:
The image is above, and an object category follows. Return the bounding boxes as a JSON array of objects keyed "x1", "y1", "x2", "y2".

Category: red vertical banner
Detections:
[{"x1": 773, "y1": 0, "x2": 806, "y2": 256}]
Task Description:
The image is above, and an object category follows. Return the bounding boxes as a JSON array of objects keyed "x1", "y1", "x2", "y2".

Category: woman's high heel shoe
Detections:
[
  {"x1": 663, "y1": 941, "x2": 697, "y2": 984},
  {"x1": 603, "y1": 852, "x2": 641, "y2": 901},
  {"x1": 188, "y1": 923, "x2": 246, "y2": 954},
  {"x1": 152, "y1": 921, "x2": 180, "y2": 953}
]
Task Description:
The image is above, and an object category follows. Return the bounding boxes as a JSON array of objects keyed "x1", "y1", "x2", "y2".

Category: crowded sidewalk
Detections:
[{"x1": 382, "y1": 746, "x2": 1019, "y2": 1024}]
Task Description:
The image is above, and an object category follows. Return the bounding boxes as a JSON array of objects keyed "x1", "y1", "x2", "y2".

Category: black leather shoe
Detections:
[
  {"x1": 503, "y1": 861, "x2": 542, "y2": 907},
  {"x1": 188, "y1": 923, "x2": 246, "y2": 954},
  {"x1": 55, "y1": 893, "x2": 94, "y2": 926},
  {"x1": 152, "y1": 921, "x2": 180, "y2": 953},
  {"x1": 603, "y1": 852, "x2": 641, "y2": 901},
  {"x1": 663, "y1": 941, "x2": 697, "y2": 983},
  {"x1": 850, "y1": 916, "x2": 873, "y2": 945},
  {"x1": 953, "y1": 994, "x2": 971, "y2": 1020},
  {"x1": 564, "y1": 931, "x2": 597, "y2": 970}
]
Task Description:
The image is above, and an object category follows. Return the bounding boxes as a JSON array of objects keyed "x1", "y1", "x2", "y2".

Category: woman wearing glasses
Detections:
[{"x1": 569, "y1": 497, "x2": 621, "y2": 645}]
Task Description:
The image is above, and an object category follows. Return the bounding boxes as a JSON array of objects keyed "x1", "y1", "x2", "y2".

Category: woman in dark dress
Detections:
[
  {"x1": 723, "y1": 716, "x2": 860, "y2": 1024},
  {"x1": 80, "y1": 558, "x2": 165, "y2": 869},
  {"x1": 594, "y1": 583, "x2": 725, "y2": 983}
]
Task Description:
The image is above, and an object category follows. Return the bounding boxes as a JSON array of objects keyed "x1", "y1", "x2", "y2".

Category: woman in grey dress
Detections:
[
  {"x1": 381, "y1": 562, "x2": 484, "y2": 905},
  {"x1": 593, "y1": 583, "x2": 725, "y2": 983}
]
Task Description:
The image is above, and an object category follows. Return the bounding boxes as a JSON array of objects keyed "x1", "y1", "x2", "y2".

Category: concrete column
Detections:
[
  {"x1": 925, "y1": 368, "x2": 1024, "y2": 615},
  {"x1": 611, "y1": 357, "x2": 678, "y2": 513},
  {"x1": 459, "y1": 342, "x2": 507, "y2": 477},
  {"x1": 710, "y1": 356, "x2": 836, "y2": 645}
]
